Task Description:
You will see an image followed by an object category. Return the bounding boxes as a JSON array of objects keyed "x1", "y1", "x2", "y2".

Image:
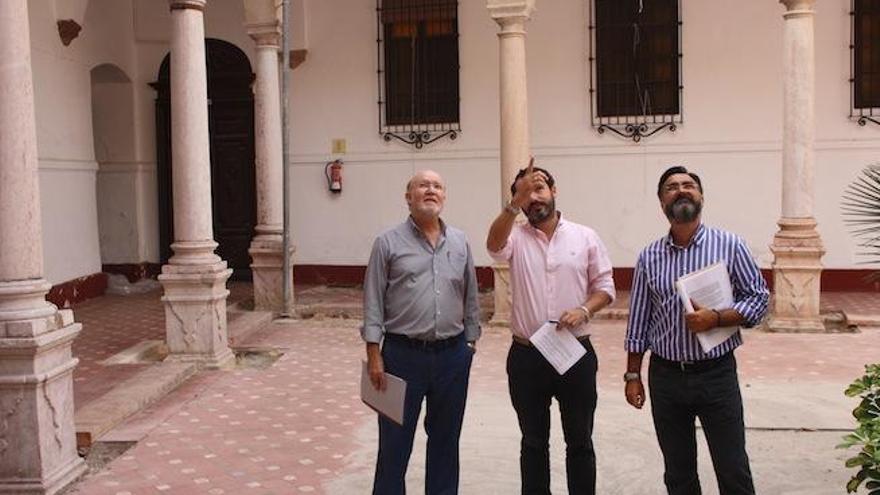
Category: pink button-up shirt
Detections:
[{"x1": 489, "y1": 217, "x2": 616, "y2": 339}]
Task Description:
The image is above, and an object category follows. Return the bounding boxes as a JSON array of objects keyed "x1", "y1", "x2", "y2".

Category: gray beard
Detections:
[
  {"x1": 526, "y1": 199, "x2": 555, "y2": 225},
  {"x1": 665, "y1": 197, "x2": 701, "y2": 223}
]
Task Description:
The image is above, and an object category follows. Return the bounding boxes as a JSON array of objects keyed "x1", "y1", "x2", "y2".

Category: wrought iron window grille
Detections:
[
  {"x1": 588, "y1": 0, "x2": 683, "y2": 143},
  {"x1": 377, "y1": 0, "x2": 461, "y2": 149},
  {"x1": 851, "y1": 0, "x2": 880, "y2": 127}
]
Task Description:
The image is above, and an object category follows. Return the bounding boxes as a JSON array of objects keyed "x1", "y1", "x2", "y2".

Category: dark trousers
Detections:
[
  {"x1": 648, "y1": 352, "x2": 755, "y2": 495},
  {"x1": 372, "y1": 333, "x2": 473, "y2": 495},
  {"x1": 506, "y1": 339, "x2": 598, "y2": 495}
]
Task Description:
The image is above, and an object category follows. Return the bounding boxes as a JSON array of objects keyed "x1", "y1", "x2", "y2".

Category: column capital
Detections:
[
  {"x1": 246, "y1": 21, "x2": 281, "y2": 48},
  {"x1": 488, "y1": 0, "x2": 536, "y2": 28},
  {"x1": 169, "y1": 0, "x2": 206, "y2": 12},
  {"x1": 779, "y1": 0, "x2": 815, "y2": 14}
]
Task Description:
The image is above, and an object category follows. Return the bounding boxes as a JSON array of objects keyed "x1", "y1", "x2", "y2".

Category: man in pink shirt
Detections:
[{"x1": 487, "y1": 161, "x2": 615, "y2": 495}]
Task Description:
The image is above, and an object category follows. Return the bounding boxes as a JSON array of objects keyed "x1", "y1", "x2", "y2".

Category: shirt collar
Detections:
[
  {"x1": 665, "y1": 223, "x2": 706, "y2": 249},
  {"x1": 407, "y1": 215, "x2": 447, "y2": 238},
  {"x1": 524, "y1": 211, "x2": 565, "y2": 240}
]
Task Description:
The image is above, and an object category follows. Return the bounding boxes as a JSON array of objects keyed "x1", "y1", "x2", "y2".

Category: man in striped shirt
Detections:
[{"x1": 624, "y1": 166, "x2": 769, "y2": 495}]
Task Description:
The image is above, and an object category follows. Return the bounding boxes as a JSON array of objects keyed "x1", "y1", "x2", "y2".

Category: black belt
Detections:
[
  {"x1": 384, "y1": 332, "x2": 463, "y2": 350},
  {"x1": 512, "y1": 334, "x2": 590, "y2": 347},
  {"x1": 651, "y1": 351, "x2": 732, "y2": 373}
]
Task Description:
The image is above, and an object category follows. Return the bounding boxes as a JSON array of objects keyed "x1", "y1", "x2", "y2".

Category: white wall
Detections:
[
  {"x1": 23, "y1": 0, "x2": 880, "y2": 285},
  {"x1": 28, "y1": 0, "x2": 139, "y2": 284},
  {"x1": 287, "y1": 0, "x2": 880, "y2": 271}
]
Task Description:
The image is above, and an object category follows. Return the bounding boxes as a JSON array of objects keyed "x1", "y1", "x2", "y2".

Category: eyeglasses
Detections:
[{"x1": 663, "y1": 181, "x2": 699, "y2": 193}]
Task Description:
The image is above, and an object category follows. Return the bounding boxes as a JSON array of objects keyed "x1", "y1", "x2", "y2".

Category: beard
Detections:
[
  {"x1": 526, "y1": 197, "x2": 556, "y2": 225},
  {"x1": 665, "y1": 196, "x2": 702, "y2": 223},
  {"x1": 410, "y1": 201, "x2": 442, "y2": 218}
]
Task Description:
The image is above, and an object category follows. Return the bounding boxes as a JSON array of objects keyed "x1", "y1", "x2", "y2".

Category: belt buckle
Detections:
[{"x1": 679, "y1": 360, "x2": 694, "y2": 372}]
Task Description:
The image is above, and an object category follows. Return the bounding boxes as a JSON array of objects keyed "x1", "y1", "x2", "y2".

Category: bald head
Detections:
[
  {"x1": 405, "y1": 170, "x2": 446, "y2": 218},
  {"x1": 406, "y1": 170, "x2": 445, "y2": 193}
]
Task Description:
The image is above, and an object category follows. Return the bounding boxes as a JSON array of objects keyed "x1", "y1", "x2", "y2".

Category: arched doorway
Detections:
[
  {"x1": 152, "y1": 39, "x2": 256, "y2": 280},
  {"x1": 91, "y1": 64, "x2": 139, "y2": 271}
]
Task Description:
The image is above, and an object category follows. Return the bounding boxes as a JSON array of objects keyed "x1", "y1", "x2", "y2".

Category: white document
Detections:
[
  {"x1": 675, "y1": 261, "x2": 739, "y2": 353},
  {"x1": 528, "y1": 321, "x2": 587, "y2": 375},
  {"x1": 360, "y1": 361, "x2": 407, "y2": 426}
]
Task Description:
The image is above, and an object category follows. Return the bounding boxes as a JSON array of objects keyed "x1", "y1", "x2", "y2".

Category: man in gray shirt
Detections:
[{"x1": 362, "y1": 169, "x2": 481, "y2": 495}]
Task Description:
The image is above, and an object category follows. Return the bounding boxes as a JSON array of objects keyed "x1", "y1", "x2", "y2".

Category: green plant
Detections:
[
  {"x1": 839, "y1": 167, "x2": 880, "y2": 493},
  {"x1": 842, "y1": 164, "x2": 880, "y2": 279},
  {"x1": 838, "y1": 364, "x2": 880, "y2": 493}
]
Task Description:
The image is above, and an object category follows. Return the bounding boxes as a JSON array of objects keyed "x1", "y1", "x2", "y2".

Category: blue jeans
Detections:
[{"x1": 372, "y1": 333, "x2": 473, "y2": 495}]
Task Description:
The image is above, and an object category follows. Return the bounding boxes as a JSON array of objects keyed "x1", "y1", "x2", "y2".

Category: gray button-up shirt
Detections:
[{"x1": 361, "y1": 217, "x2": 481, "y2": 344}]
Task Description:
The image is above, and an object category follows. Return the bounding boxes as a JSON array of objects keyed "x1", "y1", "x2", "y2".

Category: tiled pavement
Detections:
[{"x1": 63, "y1": 285, "x2": 880, "y2": 494}]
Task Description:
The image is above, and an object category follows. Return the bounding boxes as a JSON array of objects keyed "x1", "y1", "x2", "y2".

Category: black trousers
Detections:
[
  {"x1": 507, "y1": 339, "x2": 598, "y2": 495},
  {"x1": 648, "y1": 352, "x2": 755, "y2": 495}
]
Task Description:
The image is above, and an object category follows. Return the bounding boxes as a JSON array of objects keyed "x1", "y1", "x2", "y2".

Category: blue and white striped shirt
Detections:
[{"x1": 625, "y1": 224, "x2": 769, "y2": 361}]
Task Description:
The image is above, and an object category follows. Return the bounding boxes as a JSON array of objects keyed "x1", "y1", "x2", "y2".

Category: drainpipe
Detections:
[{"x1": 280, "y1": 0, "x2": 292, "y2": 317}]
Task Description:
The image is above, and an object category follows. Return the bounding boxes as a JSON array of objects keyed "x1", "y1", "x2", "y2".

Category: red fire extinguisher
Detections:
[{"x1": 325, "y1": 159, "x2": 343, "y2": 194}]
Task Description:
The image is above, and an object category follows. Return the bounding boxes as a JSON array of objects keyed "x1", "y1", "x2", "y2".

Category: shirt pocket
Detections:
[{"x1": 445, "y1": 249, "x2": 468, "y2": 290}]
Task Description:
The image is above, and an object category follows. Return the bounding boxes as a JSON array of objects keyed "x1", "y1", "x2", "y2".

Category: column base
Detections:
[
  {"x1": 0, "y1": 315, "x2": 85, "y2": 495},
  {"x1": 763, "y1": 315, "x2": 827, "y2": 333},
  {"x1": 159, "y1": 261, "x2": 234, "y2": 368},
  {"x1": 0, "y1": 456, "x2": 86, "y2": 495},
  {"x1": 490, "y1": 263, "x2": 511, "y2": 326},
  {"x1": 248, "y1": 237, "x2": 295, "y2": 314},
  {"x1": 768, "y1": 217, "x2": 826, "y2": 333},
  {"x1": 0, "y1": 279, "x2": 56, "y2": 323}
]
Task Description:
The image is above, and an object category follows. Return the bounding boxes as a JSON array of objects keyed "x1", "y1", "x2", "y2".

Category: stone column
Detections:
[
  {"x1": 159, "y1": 0, "x2": 234, "y2": 365},
  {"x1": 487, "y1": 0, "x2": 535, "y2": 325},
  {"x1": 0, "y1": 1, "x2": 86, "y2": 493},
  {"x1": 246, "y1": 23, "x2": 294, "y2": 314},
  {"x1": 767, "y1": 0, "x2": 825, "y2": 333}
]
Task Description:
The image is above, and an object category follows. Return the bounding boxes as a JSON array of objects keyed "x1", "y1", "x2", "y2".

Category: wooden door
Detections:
[{"x1": 153, "y1": 39, "x2": 256, "y2": 280}]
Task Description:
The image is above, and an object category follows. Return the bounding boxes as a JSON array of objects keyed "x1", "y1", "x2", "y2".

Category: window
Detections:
[
  {"x1": 589, "y1": 0, "x2": 682, "y2": 142},
  {"x1": 852, "y1": 0, "x2": 880, "y2": 125},
  {"x1": 377, "y1": 0, "x2": 460, "y2": 148}
]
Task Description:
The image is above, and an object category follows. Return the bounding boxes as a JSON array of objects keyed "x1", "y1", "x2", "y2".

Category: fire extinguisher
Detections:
[{"x1": 325, "y1": 159, "x2": 343, "y2": 194}]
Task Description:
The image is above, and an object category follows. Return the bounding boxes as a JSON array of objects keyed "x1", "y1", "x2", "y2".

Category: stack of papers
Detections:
[
  {"x1": 529, "y1": 322, "x2": 587, "y2": 375},
  {"x1": 675, "y1": 261, "x2": 740, "y2": 352}
]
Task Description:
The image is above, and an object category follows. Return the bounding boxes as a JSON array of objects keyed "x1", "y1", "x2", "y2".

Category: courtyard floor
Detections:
[{"x1": 61, "y1": 285, "x2": 880, "y2": 494}]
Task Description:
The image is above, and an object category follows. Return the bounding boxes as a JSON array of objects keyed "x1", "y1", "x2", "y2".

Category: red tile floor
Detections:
[
  {"x1": 70, "y1": 285, "x2": 878, "y2": 411},
  {"x1": 64, "y1": 284, "x2": 880, "y2": 494}
]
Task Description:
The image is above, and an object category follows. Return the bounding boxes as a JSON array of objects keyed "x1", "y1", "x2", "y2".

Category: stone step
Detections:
[
  {"x1": 75, "y1": 362, "x2": 197, "y2": 451},
  {"x1": 227, "y1": 309, "x2": 273, "y2": 347}
]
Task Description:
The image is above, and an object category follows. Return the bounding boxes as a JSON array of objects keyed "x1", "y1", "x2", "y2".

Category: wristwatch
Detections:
[
  {"x1": 623, "y1": 372, "x2": 641, "y2": 382},
  {"x1": 504, "y1": 200, "x2": 521, "y2": 215}
]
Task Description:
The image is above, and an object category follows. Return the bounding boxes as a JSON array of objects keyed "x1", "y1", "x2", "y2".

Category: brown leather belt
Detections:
[{"x1": 512, "y1": 334, "x2": 590, "y2": 347}]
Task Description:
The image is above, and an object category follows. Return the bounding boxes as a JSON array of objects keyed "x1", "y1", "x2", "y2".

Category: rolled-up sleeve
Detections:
[
  {"x1": 625, "y1": 253, "x2": 652, "y2": 353},
  {"x1": 462, "y1": 242, "x2": 482, "y2": 342},
  {"x1": 360, "y1": 236, "x2": 388, "y2": 343},
  {"x1": 587, "y1": 232, "x2": 616, "y2": 303},
  {"x1": 488, "y1": 230, "x2": 515, "y2": 263},
  {"x1": 729, "y1": 239, "x2": 770, "y2": 328}
]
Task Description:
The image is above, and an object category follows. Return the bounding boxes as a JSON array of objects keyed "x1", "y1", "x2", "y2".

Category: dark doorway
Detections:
[{"x1": 153, "y1": 39, "x2": 256, "y2": 281}]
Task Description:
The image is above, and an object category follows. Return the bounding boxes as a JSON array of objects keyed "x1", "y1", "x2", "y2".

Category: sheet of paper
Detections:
[
  {"x1": 528, "y1": 321, "x2": 587, "y2": 375},
  {"x1": 360, "y1": 361, "x2": 407, "y2": 426},
  {"x1": 675, "y1": 261, "x2": 739, "y2": 353}
]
